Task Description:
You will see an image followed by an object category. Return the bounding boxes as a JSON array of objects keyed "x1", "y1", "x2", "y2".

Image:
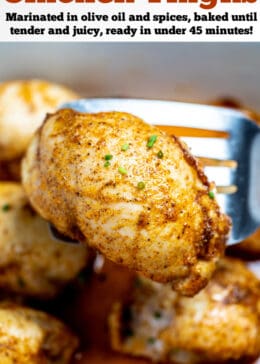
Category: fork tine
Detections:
[
  {"x1": 198, "y1": 157, "x2": 237, "y2": 168},
  {"x1": 158, "y1": 125, "x2": 228, "y2": 138},
  {"x1": 217, "y1": 186, "x2": 238, "y2": 194}
]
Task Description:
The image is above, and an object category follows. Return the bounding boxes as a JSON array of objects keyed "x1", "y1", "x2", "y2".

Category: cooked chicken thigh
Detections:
[
  {"x1": 0, "y1": 80, "x2": 78, "y2": 161},
  {"x1": 0, "y1": 301, "x2": 78, "y2": 363},
  {"x1": 22, "y1": 110, "x2": 230, "y2": 296},
  {"x1": 109, "y1": 258, "x2": 260, "y2": 363},
  {"x1": 0, "y1": 182, "x2": 88, "y2": 299}
]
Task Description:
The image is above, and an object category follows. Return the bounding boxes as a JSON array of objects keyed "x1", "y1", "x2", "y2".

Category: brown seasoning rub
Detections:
[{"x1": 0, "y1": 301, "x2": 78, "y2": 363}]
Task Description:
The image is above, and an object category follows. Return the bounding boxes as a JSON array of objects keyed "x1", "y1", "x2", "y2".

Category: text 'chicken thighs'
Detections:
[{"x1": 22, "y1": 110, "x2": 230, "y2": 296}]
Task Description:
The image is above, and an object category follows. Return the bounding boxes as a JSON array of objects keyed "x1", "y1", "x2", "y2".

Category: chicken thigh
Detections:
[
  {"x1": 0, "y1": 79, "x2": 78, "y2": 161},
  {"x1": 0, "y1": 182, "x2": 88, "y2": 299},
  {"x1": 22, "y1": 109, "x2": 230, "y2": 296},
  {"x1": 0, "y1": 301, "x2": 78, "y2": 363},
  {"x1": 109, "y1": 258, "x2": 260, "y2": 363}
]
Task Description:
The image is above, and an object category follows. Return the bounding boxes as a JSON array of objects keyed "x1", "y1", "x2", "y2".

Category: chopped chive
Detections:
[
  {"x1": 147, "y1": 135, "x2": 158, "y2": 148},
  {"x1": 154, "y1": 311, "x2": 162, "y2": 319},
  {"x1": 121, "y1": 143, "x2": 129, "y2": 151},
  {"x1": 208, "y1": 191, "x2": 215, "y2": 199},
  {"x1": 2, "y1": 204, "x2": 10, "y2": 212},
  {"x1": 104, "y1": 161, "x2": 111, "y2": 168},
  {"x1": 118, "y1": 167, "x2": 127, "y2": 175},
  {"x1": 157, "y1": 150, "x2": 164, "y2": 159},
  {"x1": 147, "y1": 337, "x2": 156, "y2": 344},
  {"x1": 137, "y1": 182, "x2": 145, "y2": 190},
  {"x1": 104, "y1": 154, "x2": 113, "y2": 161}
]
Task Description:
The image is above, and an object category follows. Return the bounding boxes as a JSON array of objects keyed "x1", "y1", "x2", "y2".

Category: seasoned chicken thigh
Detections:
[
  {"x1": 0, "y1": 182, "x2": 88, "y2": 299},
  {"x1": 22, "y1": 110, "x2": 230, "y2": 296},
  {"x1": 0, "y1": 301, "x2": 78, "y2": 363},
  {"x1": 109, "y1": 258, "x2": 260, "y2": 363},
  {"x1": 0, "y1": 79, "x2": 78, "y2": 161}
]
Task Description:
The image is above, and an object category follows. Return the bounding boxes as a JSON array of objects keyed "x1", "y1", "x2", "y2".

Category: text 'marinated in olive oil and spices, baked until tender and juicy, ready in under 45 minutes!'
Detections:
[
  {"x1": 0, "y1": 182, "x2": 88, "y2": 299},
  {"x1": 109, "y1": 257, "x2": 260, "y2": 364},
  {"x1": 0, "y1": 301, "x2": 78, "y2": 364},
  {"x1": 0, "y1": 79, "x2": 78, "y2": 162},
  {"x1": 22, "y1": 109, "x2": 231, "y2": 296}
]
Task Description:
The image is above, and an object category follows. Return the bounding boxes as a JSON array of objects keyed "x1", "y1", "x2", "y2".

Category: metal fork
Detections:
[{"x1": 56, "y1": 98, "x2": 260, "y2": 246}]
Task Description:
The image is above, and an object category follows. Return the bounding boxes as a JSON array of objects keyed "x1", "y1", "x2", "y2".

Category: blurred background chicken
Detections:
[
  {"x1": 0, "y1": 79, "x2": 78, "y2": 162},
  {"x1": 0, "y1": 301, "x2": 78, "y2": 364},
  {"x1": 0, "y1": 182, "x2": 88, "y2": 299},
  {"x1": 109, "y1": 257, "x2": 260, "y2": 364},
  {"x1": 0, "y1": 79, "x2": 78, "y2": 184}
]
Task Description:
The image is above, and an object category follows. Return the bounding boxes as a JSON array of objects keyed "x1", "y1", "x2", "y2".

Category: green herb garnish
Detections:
[
  {"x1": 104, "y1": 154, "x2": 113, "y2": 161},
  {"x1": 104, "y1": 161, "x2": 111, "y2": 168},
  {"x1": 157, "y1": 150, "x2": 164, "y2": 159},
  {"x1": 118, "y1": 167, "x2": 127, "y2": 175},
  {"x1": 208, "y1": 191, "x2": 215, "y2": 199},
  {"x1": 121, "y1": 143, "x2": 129, "y2": 151},
  {"x1": 147, "y1": 135, "x2": 158, "y2": 148},
  {"x1": 2, "y1": 204, "x2": 10, "y2": 212},
  {"x1": 137, "y1": 182, "x2": 145, "y2": 190},
  {"x1": 154, "y1": 311, "x2": 162, "y2": 319}
]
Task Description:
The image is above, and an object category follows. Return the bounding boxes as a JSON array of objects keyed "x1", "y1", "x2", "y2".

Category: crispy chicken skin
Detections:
[
  {"x1": 109, "y1": 258, "x2": 260, "y2": 363},
  {"x1": 22, "y1": 109, "x2": 230, "y2": 296},
  {"x1": 0, "y1": 182, "x2": 88, "y2": 299},
  {"x1": 0, "y1": 301, "x2": 78, "y2": 363},
  {"x1": 0, "y1": 80, "x2": 78, "y2": 161}
]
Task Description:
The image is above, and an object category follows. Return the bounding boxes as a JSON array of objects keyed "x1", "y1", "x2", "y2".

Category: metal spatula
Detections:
[{"x1": 54, "y1": 98, "x2": 260, "y2": 246}]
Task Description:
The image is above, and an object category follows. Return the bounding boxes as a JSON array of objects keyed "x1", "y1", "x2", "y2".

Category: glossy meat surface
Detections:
[
  {"x1": 22, "y1": 110, "x2": 230, "y2": 296},
  {"x1": 0, "y1": 79, "x2": 78, "y2": 161},
  {"x1": 0, "y1": 182, "x2": 88, "y2": 299},
  {"x1": 109, "y1": 258, "x2": 260, "y2": 363},
  {"x1": 0, "y1": 301, "x2": 78, "y2": 363}
]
